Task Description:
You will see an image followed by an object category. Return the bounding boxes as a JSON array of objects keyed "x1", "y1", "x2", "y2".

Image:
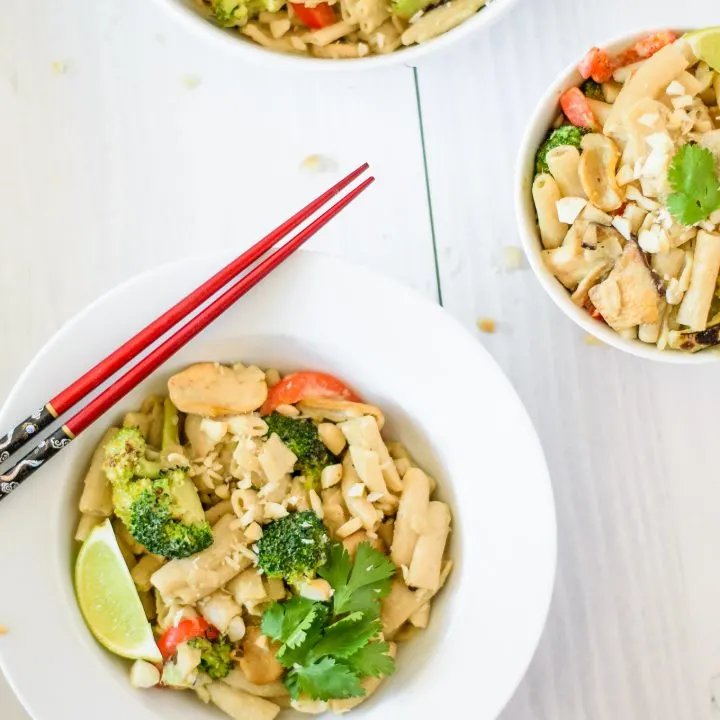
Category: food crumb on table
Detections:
[
  {"x1": 181, "y1": 74, "x2": 202, "y2": 90},
  {"x1": 476, "y1": 318, "x2": 497, "y2": 334},
  {"x1": 497, "y1": 246, "x2": 525, "y2": 272},
  {"x1": 0, "y1": 624, "x2": 8, "y2": 636},
  {"x1": 51, "y1": 61, "x2": 67, "y2": 75},
  {"x1": 584, "y1": 334, "x2": 604, "y2": 346},
  {"x1": 299, "y1": 154, "x2": 337, "y2": 174}
]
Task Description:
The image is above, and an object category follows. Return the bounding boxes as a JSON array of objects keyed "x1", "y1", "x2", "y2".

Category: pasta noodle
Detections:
[{"x1": 532, "y1": 174, "x2": 567, "y2": 249}]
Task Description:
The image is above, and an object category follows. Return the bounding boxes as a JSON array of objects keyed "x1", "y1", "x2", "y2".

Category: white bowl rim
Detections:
[
  {"x1": 149, "y1": 0, "x2": 521, "y2": 70},
  {"x1": 514, "y1": 26, "x2": 716, "y2": 364},
  {"x1": 0, "y1": 249, "x2": 557, "y2": 720}
]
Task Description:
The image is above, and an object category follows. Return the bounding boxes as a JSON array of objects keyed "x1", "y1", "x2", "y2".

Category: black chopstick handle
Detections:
[
  {"x1": 0, "y1": 405, "x2": 57, "y2": 466},
  {"x1": 0, "y1": 425, "x2": 74, "y2": 502}
]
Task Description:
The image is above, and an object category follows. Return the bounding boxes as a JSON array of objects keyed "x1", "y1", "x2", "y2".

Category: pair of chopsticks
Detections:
[{"x1": 0, "y1": 164, "x2": 374, "y2": 503}]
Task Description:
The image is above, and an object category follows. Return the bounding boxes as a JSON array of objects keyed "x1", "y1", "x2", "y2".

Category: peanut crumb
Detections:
[
  {"x1": 498, "y1": 246, "x2": 524, "y2": 271},
  {"x1": 476, "y1": 318, "x2": 496, "y2": 334},
  {"x1": 584, "y1": 334, "x2": 604, "y2": 346},
  {"x1": 0, "y1": 624, "x2": 7, "y2": 636},
  {"x1": 51, "y1": 61, "x2": 67, "y2": 75},
  {"x1": 181, "y1": 74, "x2": 202, "y2": 90},
  {"x1": 299, "y1": 154, "x2": 336, "y2": 174}
]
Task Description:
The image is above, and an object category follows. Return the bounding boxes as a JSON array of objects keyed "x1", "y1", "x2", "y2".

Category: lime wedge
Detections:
[
  {"x1": 686, "y1": 27, "x2": 720, "y2": 71},
  {"x1": 75, "y1": 519, "x2": 162, "y2": 663}
]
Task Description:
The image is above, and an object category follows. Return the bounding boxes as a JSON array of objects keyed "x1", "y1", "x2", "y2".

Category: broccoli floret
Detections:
[
  {"x1": 210, "y1": 0, "x2": 283, "y2": 27},
  {"x1": 189, "y1": 636, "x2": 234, "y2": 680},
  {"x1": 257, "y1": 511, "x2": 329, "y2": 582},
  {"x1": 535, "y1": 125, "x2": 589, "y2": 175},
  {"x1": 104, "y1": 430, "x2": 213, "y2": 559},
  {"x1": 580, "y1": 79, "x2": 604, "y2": 101},
  {"x1": 265, "y1": 413, "x2": 334, "y2": 488},
  {"x1": 103, "y1": 427, "x2": 160, "y2": 485},
  {"x1": 119, "y1": 469, "x2": 213, "y2": 559}
]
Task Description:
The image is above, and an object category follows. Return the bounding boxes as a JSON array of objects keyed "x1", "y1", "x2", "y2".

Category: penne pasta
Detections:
[
  {"x1": 676, "y1": 230, "x2": 720, "y2": 331},
  {"x1": 532, "y1": 174, "x2": 568, "y2": 249}
]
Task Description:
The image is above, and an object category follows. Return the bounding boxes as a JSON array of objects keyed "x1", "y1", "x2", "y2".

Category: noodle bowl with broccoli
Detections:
[{"x1": 74, "y1": 362, "x2": 453, "y2": 719}]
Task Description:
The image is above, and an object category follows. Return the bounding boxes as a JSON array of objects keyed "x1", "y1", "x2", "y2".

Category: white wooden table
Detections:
[{"x1": 2, "y1": 0, "x2": 720, "y2": 717}]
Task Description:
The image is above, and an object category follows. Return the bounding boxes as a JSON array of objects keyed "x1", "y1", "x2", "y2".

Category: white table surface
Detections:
[{"x1": 2, "y1": 0, "x2": 720, "y2": 718}]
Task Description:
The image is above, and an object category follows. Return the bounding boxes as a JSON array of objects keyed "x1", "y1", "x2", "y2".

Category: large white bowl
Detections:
[
  {"x1": 515, "y1": 28, "x2": 712, "y2": 364},
  {"x1": 152, "y1": 0, "x2": 520, "y2": 70},
  {"x1": 0, "y1": 251, "x2": 555, "y2": 720}
]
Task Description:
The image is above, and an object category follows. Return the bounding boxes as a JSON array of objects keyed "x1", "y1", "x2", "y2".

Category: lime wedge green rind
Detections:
[
  {"x1": 685, "y1": 27, "x2": 720, "y2": 72},
  {"x1": 75, "y1": 519, "x2": 162, "y2": 663}
]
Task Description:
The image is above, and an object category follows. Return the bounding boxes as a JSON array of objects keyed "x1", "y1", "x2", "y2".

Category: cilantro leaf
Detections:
[
  {"x1": 345, "y1": 641, "x2": 396, "y2": 678},
  {"x1": 277, "y1": 603, "x2": 329, "y2": 667},
  {"x1": 261, "y1": 596, "x2": 317, "y2": 643},
  {"x1": 284, "y1": 606, "x2": 321, "y2": 650},
  {"x1": 262, "y1": 542, "x2": 398, "y2": 702},
  {"x1": 284, "y1": 657, "x2": 365, "y2": 701},
  {"x1": 667, "y1": 143, "x2": 720, "y2": 225},
  {"x1": 317, "y1": 541, "x2": 351, "y2": 591},
  {"x1": 260, "y1": 602, "x2": 286, "y2": 642},
  {"x1": 306, "y1": 611, "x2": 382, "y2": 663},
  {"x1": 328, "y1": 542, "x2": 396, "y2": 615}
]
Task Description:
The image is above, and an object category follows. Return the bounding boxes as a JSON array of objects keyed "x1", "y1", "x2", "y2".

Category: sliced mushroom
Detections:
[
  {"x1": 168, "y1": 363, "x2": 268, "y2": 417},
  {"x1": 588, "y1": 243, "x2": 660, "y2": 330},
  {"x1": 239, "y1": 626, "x2": 284, "y2": 685},
  {"x1": 579, "y1": 133, "x2": 624, "y2": 212},
  {"x1": 296, "y1": 397, "x2": 385, "y2": 430}
]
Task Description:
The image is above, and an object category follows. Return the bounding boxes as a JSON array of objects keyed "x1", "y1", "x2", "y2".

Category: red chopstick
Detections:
[
  {"x1": 0, "y1": 163, "x2": 369, "y2": 466},
  {"x1": 0, "y1": 169, "x2": 374, "y2": 502}
]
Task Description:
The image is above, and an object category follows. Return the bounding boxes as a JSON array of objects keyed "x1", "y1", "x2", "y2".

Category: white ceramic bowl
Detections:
[
  {"x1": 515, "y1": 28, "x2": 713, "y2": 364},
  {"x1": 152, "y1": 0, "x2": 520, "y2": 70},
  {"x1": 0, "y1": 251, "x2": 555, "y2": 720}
]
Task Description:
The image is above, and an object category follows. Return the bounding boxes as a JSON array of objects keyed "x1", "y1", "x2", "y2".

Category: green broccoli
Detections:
[
  {"x1": 103, "y1": 427, "x2": 161, "y2": 485},
  {"x1": 189, "y1": 636, "x2": 234, "y2": 680},
  {"x1": 580, "y1": 79, "x2": 605, "y2": 101},
  {"x1": 103, "y1": 427, "x2": 213, "y2": 559},
  {"x1": 535, "y1": 125, "x2": 589, "y2": 175},
  {"x1": 210, "y1": 0, "x2": 284, "y2": 27},
  {"x1": 265, "y1": 413, "x2": 334, "y2": 488},
  {"x1": 257, "y1": 511, "x2": 330, "y2": 582}
]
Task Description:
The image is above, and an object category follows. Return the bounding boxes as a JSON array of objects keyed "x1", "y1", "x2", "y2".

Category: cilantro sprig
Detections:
[
  {"x1": 260, "y1": 542, "x2": 397, "y2": 702},
  {"x1": 667, "y1": 143, "x2": 720, "y2": 225}
]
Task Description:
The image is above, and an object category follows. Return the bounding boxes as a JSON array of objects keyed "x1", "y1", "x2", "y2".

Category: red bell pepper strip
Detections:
[
  {"x1": 560, "y1": 87, "x2": 598, "y2": 130},
  {"x1": 261, "y1": 371, "x2": 360, "y2": 416},
  {"x1": 157, "y1": 617, "x2": 216, "y2": 661},
  {"x1": 290, "y1": 2, "x2": 337, "y2": 28}
]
